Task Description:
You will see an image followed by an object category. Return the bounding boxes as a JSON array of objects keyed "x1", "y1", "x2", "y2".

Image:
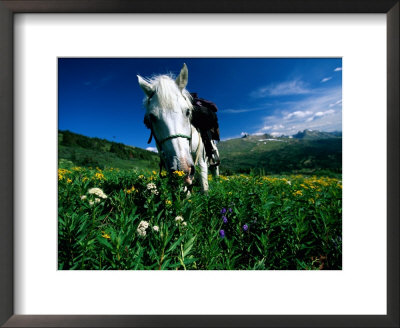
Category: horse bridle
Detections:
[{"x1": 146, "y1": 91, "x2": 193, "y2": 175}]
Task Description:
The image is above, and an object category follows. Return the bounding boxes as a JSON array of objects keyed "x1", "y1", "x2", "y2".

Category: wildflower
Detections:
[
  {"x1": 137, "y1": 220, "x2": 149, "y2": 237},
  {"x1": 137, "y1": 229, "x2": 146, "y2": 237},
  {"x1": 94, "y1": 172, "x2": 105, "y2": 180},
  {"x1": 80, "y1": 195, "x2": 87, "y2": 200},
  {"x1": 146, "y1": 183, "x2": 159, "y2": 195},
  {"x1": 220, "y1": 208, "x2": 226, "y2": 214},
  {"x1": 153, "y1": 226, "x2": 159, "y2": 232},
  {"x1": 139, "y1": 175, "x2": 144, "y2": 179},
  {"x1": 243, "y1": 224, "x2": 248, "y2": 231},
  {"x1": 222, "y1": 216, "x2": 228, "y2": 224},
  {"x1": 173, "y1": 170, "x2": 185, "y2": 177},
  {"x1": 67, "y1": 178, "x2": 72, "y2": 183},
  {"x1": 152, "y1": 170, "x2": 157, "y2": 175},
  {"x1": 124, "y1": 186, "x2": 135, "y2": 194},
  {"x1": 286, "y1": 180, "x2": 292, "y2": 185},
  {"x1": 95, "y1": 198, "x2": 101, "y2": 203},
  {"x1": 228, "y1": 208, "x2": 232, "y2": 213},
  {"x1": 165, "y1": 200, "x2": 172, "y2": 206},
  {"x1": 219, "y1": 230, "x2": 225, "y2": 238},
  {"x1": 102, "y1": 232, "x2": 110, "y2": 239},
  {"x1": 88, "y1": 187, "x2": 107, "y2": 199},
  {"x1": 89, "y1": 200, "x2": 95, "y2": 206},
  {"x1": 175, "y1": 216, "x2": 184, "y2": 222},
  {"x1": 182, "y1": 222, "x2": 187, "y2": 226}
]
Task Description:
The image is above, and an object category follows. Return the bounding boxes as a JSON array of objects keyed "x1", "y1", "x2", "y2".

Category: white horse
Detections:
[{"x1": 137, "y1": 63, "x2": 219, "y2": 193}]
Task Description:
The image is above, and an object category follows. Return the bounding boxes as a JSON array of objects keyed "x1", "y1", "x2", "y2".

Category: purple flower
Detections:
[
  {"x1": 222, "y1": 216, "x2": 228, "y2": 224},
  {"x1": 220, "y1": 208, "x2": 226, "y2": 214},
  {"x1": 228, "y1": 208, "x2": 232, "y2": 213},
  {"x1": 219, "y1": 229, "x2": 225, "y2": 238},
  {"x1": 243, "y1": 224, "x2": 248, "y2": 232}
]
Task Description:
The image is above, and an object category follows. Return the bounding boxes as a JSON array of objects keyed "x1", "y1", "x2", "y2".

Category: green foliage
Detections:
[
  {"x1": 58, "y1": 130, "x2": 159, "y2": 170},
  {"x1": 218, "y1": 134, "x2": 342, "y2": 176},
  {"x1": 58, "y1": 167, "x2": 342, "y2": 270}
]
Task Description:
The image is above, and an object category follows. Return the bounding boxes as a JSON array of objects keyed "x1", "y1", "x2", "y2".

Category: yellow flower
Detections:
[
  {"x1": 67, "y1": 178, "x2": 72, "y2": 183},
  {"x1": 124, "y1": 186, "x2": 135, "y2": 194},
  {"x1": 152, "y1": 170, "x2": 157, "y2": 175},
  {"x1": 139, "y1": 175, "x2": 144, "y2": 179},
  {"x1": 173, "y1": 170, "x2": 185, "y2": 177},
  {"x1": 160, "y1": 170, "x2": 167, "y2": 177},
  {"x1": 293, "y1": 190, "x2": 303, "y2": 196},
  {"x1": 102, "y1": 233, "x2": 110, "y2": 239},
  {"x1": 94, "y1": 172, "x2": 105, "y2": 180},
  {"x1": 165, "y1": 200, "x2": 172, "y2": 206},
  {"x1": 309, "y1": 198, "x2": 315, "y2": 204},
  {"x1": 82, "y1": 177, "x2": 88, "y2": 182}
]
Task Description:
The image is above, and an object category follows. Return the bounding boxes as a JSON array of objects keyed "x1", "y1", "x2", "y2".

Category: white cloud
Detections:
[
  {"x1": 284, "y1": 110, "x2": 313, "y2": 120},
  {"x1": 251, "y1": 80, "x2": 310, "y2": 98},
  {"x1": 258, "y1": 86, "x2": 342, "y2": 136},
  {"x1": 146, "y1": 147, "x2": 158, "y2": 153},
  {"x1": 334, "y1": 67, "x2": 342, "y2": 71},
  {"x1": 306, "y1": 109, "x2": 335, "y2": 122},
  {"x1": 321, "y1": 77, "x2": 332, "y2": 83}
]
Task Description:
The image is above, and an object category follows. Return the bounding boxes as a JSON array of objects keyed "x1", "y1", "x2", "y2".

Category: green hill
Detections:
[
  {"x1": 58, "y1": 129, "x2": 342, "y2": 176},
  {"x1": 58, "y1": 130, "x2": 159, "y2": 170},
  {"x1": 217, "y1": 130, "x2": 342, "y2": 176}
]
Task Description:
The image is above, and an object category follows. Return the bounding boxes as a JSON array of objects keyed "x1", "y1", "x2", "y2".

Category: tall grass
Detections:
[{"x1": 58, "y1": 167, "x2": 342, "y2": 270}]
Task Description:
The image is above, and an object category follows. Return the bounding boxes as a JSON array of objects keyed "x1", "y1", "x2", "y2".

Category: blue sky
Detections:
[{"x1": 58, "y1": 58, "x2": 342, "y2": 151}]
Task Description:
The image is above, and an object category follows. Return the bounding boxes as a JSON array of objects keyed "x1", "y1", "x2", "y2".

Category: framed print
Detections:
[{"x1": 0, "y1": 1, "x2": 398, "y2": 327}]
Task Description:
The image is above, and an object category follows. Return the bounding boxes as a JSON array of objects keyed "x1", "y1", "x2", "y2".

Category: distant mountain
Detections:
[
  {"x1": 217, "y1": 130, "x2": 342, "y2": 176},
  {"x1": 292, "y1": 129, "x2": 341, "y2": 140},
  {"x1": 58, "y1": 130, "x2": 160, "y2": 170}
]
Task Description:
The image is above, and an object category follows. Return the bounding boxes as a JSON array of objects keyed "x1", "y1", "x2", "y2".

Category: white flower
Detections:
[
  {"x1": 175, "y1": 216, "x2": 184, "y2": 222},
  {"x1": 138, "y1": 220, "x2": 149, "y2": 229},
  {"x1": 286, "y1": 180, "x2": 291, "y2": 185},
  {"x1": 95, "y1": 198, "x2": 101, "y2": 203},
  {"x1": 153, "y1": 226, "x2": 159, "y2": 232},
  {"x1": 146, "y1": 183, "x2": 159, "y2": 195},
  {"x1": 88, "y1": 187, "x2": 107, "y2": 199},
  {"x1": 89, "y1": 200, "x2": 94, "y2": 206},
  {"x1": 137, "y1": 228, "x2": 147, "y2": 237},
  {"x1": 80, "y1": 195, "x2": 87, "y2": 200},
  {"x1": 182, "y1": 222, "x2": 187, "y2": 226},
  {"x1": 146, "y1": 183, "x2": 156, "y2": 190},
  {"x1": 137, "y1": 220, "x2": 149, "y2": 237}
]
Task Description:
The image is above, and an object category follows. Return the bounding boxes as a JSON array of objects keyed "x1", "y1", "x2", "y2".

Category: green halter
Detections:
[{"x1": 159, "y1": 134, "x2": 191, "y2": 145}]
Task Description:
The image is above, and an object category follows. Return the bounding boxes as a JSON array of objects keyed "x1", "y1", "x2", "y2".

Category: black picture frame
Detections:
[{"x1": 0, "y1": 1, "x2": 398, "y2": 327}]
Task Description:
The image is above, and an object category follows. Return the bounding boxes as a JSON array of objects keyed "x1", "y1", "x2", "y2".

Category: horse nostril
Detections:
[{"x1": 190, "y1": 165, "x2": 195, "y2": 175}]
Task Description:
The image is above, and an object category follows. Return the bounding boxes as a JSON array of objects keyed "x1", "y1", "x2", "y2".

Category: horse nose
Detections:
[{"x1": 190, "y1": 165, "x2": 195, "y2": 176}]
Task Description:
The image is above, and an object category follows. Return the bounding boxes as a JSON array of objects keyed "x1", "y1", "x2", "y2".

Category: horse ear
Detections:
[
  {"x1": 175, "y1": 63, "x2": 188, "y2": 91},
  {"x1": 137, "y1": 75, "x2": 153, "y2": 97}
]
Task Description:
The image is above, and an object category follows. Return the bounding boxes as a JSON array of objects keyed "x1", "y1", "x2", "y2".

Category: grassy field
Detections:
[{"x1": 58, "y1": 166, "x2": 342, "y2": 270}]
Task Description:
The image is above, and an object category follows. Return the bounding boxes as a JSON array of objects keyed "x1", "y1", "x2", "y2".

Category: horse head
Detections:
[{"x1": 138, "y1": 64, "x2": 195, "y2": 184}]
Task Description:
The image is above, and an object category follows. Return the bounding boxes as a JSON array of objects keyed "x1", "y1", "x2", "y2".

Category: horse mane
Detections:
[{"x1": 142, "y1": 74, "x2": 193, "y2": 114}]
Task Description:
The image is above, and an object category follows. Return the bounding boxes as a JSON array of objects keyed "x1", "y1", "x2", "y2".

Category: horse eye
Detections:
[
  {"x1": 186, "y1": 109, "x2": 190, "y2": 117},
  {"x1": 149, "y1": 114, "x2": 157, "y2": 122}
]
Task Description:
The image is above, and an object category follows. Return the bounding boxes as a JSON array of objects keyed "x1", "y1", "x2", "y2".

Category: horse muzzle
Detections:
[{"x1": 167, "y1": 156, "x2": 195, "y2": 182}]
